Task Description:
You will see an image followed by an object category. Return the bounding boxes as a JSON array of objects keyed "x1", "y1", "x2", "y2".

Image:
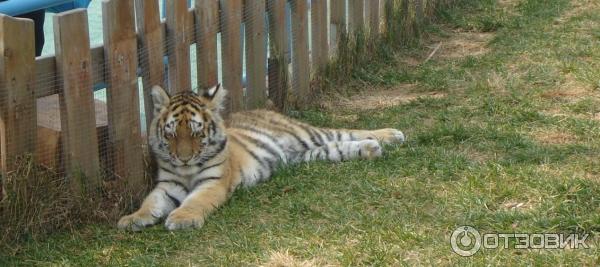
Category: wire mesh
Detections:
[{"x1": 0, "y1": 0, "x2": 453, "y2": 229}]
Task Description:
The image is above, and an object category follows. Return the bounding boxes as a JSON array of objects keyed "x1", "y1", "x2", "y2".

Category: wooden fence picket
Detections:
[
  {"x1": 0, "y1": 15, "x2": 37, "y2": 176},
  {"x1": 311, "y1": 0, "x2": 328, "y2": 70},
  {"x1": 135, "y1": 0, "x2": 165, "y2": 131},
  {"x1": 349, "y1": 0, "x2": 365, "y2": 33},
  {"x1": 102, "y1": 0, "x2": 145, "y2": 198},
  {"x1": 195, "y1": 0, "x2": 219, "y2": 92},
  {"x1": 53, "y1": 9, "x2": 101, "y2": 194},
  {"x1": 166, "y1": 0, "x2": 192, "y2": 93},
  {"x1": 369, "y1": 0, "x2": 381, "y2": 37},
  {"x1": 330, "y1": 0, "x2": 346, "y2": 55},
  {"x1": 290, "y1": 0, "x2": 310, "y2": 106},
  {"x1": 245, "y1": 0, "x2": 268, "y2": 109},
  {"x1": 220, "y1": 0, "x2": 243, "y2": 113},
  {"x1": 267, "y1": 0, "x2": 288, "y2": 111}
]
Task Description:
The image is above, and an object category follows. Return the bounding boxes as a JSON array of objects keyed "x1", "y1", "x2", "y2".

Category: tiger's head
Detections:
[{"x1": 149, "y1": 84, "x2": 228, "y2": 167}]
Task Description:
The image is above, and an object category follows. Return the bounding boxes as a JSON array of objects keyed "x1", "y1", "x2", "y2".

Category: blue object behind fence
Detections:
[
  {"x1": 48, "y1": 0, "x2": 91, "y2": 13},
  {"x1": 0, "y1": 0, "x2": 90, "y2": 16}
]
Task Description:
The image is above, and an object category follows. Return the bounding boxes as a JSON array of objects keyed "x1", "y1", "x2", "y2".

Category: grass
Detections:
[{"x1": 2, "y1": 0, "x2": 600, "y2": 265}]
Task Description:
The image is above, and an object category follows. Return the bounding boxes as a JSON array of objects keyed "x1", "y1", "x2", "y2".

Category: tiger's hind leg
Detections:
[
  {"x1": 311, "y1": 127, "x2": 405, "y2": 146},
  {"x1": 365, "y1": 128, "x2": 405, "y2": 145},
  {"x1": 338, "y1": 128, "x2": 405, "y2": 145},
  {"x1": 289, "y1": 140, "x2": 383, "y2": 163}
]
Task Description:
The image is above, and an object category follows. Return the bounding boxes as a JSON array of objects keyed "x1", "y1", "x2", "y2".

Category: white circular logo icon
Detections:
[{"x1": 451, "y1": 226, "x2": 481, "y2": 256}]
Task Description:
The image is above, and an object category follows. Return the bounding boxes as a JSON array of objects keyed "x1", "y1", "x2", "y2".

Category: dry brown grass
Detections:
[
  {"x1": 459, "y1": 145, "x2": 498, "y2": 164},
  {"x1": 529, "y1": 128, "x2": 578, "y2": 145},
  {"x1": 0, "y1": 155, "x2": 152, "y2": 255},
  {"x1": 0, "y1": 156, "x2": 86, "y2": 253},
  {"x1": 260, "y1": 251, "x2": 333, "y2": 267},
  {"x1": 319, "y1": 84, "x2": 447, "y2": 111},
  {"x1": 434, "y1": 32, "x2": 494, "y2": 59},
  {"x1": 536, "y1": 160, "x2": 600, "y2": 182},
  {"x1": 541, "y1": 77, "x2": 597, "y2": 102},
  {"x1": 554, "y1": 0, "x2": 600, "y2": 23}
]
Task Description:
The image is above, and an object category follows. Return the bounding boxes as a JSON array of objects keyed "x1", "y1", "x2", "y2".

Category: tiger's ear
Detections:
[
  {"x1": 203, "y1": 84, "x2": 227, "y2": 112},
  {"x1": 151, "y1": 85, "x2": 170, "y2": 117}
]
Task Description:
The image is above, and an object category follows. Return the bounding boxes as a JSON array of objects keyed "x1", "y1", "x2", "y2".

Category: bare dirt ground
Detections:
[{"x1": 319, "y1": 30, "x2": 494, "y2": 111}]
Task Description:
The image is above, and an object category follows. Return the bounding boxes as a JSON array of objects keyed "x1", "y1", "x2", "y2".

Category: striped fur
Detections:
[{"x1": 118, "y1": 85, "x2": 405, "y2": 231}]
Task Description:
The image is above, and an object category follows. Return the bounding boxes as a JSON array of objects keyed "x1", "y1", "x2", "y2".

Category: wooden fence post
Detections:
[
  {"x1": 415, "y1": 0, "x2": 424, "y2": 38},
  {"x1": 290, "y1": 0, "x2": 310, "y2": 106},
  {"x1": 220, "y1": 0, "x2": 243, "y2": 114},
  {"x1": 135, "y1": 0, "x2": 165, "y2": 132},
  {"x1": 267, "y1": 0, "x2": 288, "y2": 111},
  {"x1": 0, "y1": 15, "x2": 36, "y2": 197},
  {"x1": 245, "y1": 0, "x2": 268, "y2": 109},
  {"x1": 166, "y1": 0, "x2": 192, "y2": 93},
  {"x1": 53, "y1": 9, "x2": 101, "y2": 194},
  {"x1": 311, "y1": 0, "x2": 328, "y2": 70},
  {"x1": 195, "y1": 0, "x2": 219, "y2": 93},
  {"x1": 368, "y1": 0, "x2": 381, "y2": 37},
  {"x1": 102, "y1": 0, "x2": 145, "y2": 199},
  {"x1": 349, "y1": 0, "x2": 365, "y2": 34},
  {"x1": 402, "y1": 0, "x2": 410, "y2": 38},
  {"x1": 330, "y1": 0, "x2": 346, "y2": 56},
  {"x1": 383, "y1": 0, "x2": 394, "y2": 37}
]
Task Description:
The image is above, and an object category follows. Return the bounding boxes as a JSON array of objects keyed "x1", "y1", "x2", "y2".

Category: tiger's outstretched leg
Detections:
[
  {"x1": 321, "y1": 128, "x2": 405, "y2": 145},
  {"x1": 352, "y1": 128, "x2": 406, "y2": 145},
  {"x1": 289, "y1": 140, "x2": 383, "y2": 163},
  {"x1": 117, "y1": 181, "x2": 187, "y2": 231}
]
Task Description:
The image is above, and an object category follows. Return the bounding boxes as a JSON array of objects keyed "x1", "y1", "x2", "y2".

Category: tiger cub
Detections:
[{"x1": 118, "y1": 85, "x2": 405, "y2": 231}]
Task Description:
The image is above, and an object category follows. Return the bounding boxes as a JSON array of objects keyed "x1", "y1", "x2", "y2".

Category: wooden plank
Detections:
[
  {"x1": 290, "y1": 0, "x2": 310, "y2": 106},
  {"x1": 330, "y1": 0, "x2": 346, "y2": 55},
  {"x1": 36, "y1": 95, "x2": 108, "y2": 171},
  {"x1": 32, "y1": 7, "x2": 199, "y2": 100},
  {"x1": 135, "y1": 0, "x2": 165, "y2": 132},
  {"x1": 0, "y1": 15, "x2": 36, "y2": 180},
  {"x1": 53, "y1": 9, "x2": 101, "y2": 194},
  {"x1": 34, "y1": 45, "x2": 104, "y2": 99},
  {"x1": 415, "y1": 0, "x2": 424, "y2": 37},
  {"x1": 383, "y1": 0, "x2": 394, "y2": 35},
  {"x1": 311, "y1": 0, "x2": 328, "y2": 70},
  {"x1": 102, "y1": 0, "x2": 145, "y2": 198},
  {"x1": 401, "y1": 0, "x2": 411, "y2": 39},
  {"x1": 244, "y1": 0, "x2": 267, "y2": 109},
  {"x1": 166, "y1": 0, "x2": 192, "y2": 93},
  {"x1": 220, "y1": 0, "x2": 243, "y2": 113},
  {"x1": 349, "y1": 0, "x2": 364, "y2": 33},
  {"x1": 368, "y1": 0, "x2": 380, "y2": 37},
  {"x1": 195, "y1": 0, "x2": 219, "y2": 93},
  {"x1": 402, "y1": 0, "x2": 410, "y2": 25},
  {"x1": 267, "y1": 0, "x2": 288, "y2": 111}
]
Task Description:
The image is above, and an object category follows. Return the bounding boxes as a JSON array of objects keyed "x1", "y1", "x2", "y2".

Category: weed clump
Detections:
[{"x1": 0, "y1": 155, "x2": 151, "y2": 255}]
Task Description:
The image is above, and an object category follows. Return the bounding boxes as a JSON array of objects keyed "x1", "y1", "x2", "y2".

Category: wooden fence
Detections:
[{"x1": 0, "y1": 0, "x2": 435, "y2": 197}]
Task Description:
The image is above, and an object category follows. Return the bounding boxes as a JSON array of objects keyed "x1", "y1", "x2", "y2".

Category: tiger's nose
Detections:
[{"x1": 178, "y1": 154, "x2": 192, "y2": 163}]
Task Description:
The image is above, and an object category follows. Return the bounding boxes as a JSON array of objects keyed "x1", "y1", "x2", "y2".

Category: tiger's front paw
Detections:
[
  {"x1": 164, "y1": 208, "x2": 205, "y2": 231},
  {"x1": 374, "y1": 128, "x2": 405, "y2": 145},
  {"x1": 117, "y1": 212, "x2": 158, "y2": 232}
]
